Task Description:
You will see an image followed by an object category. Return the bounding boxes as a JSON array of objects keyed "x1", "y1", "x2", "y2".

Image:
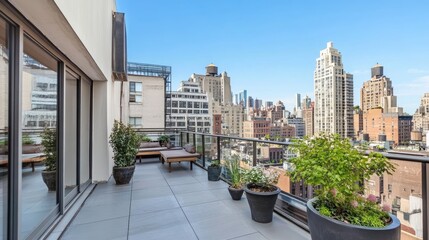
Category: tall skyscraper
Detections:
[
  {"x1": 295, "y1": 93, "x2": 301, "y2": 110},
  {"x1": 247, "y1": 96, "x2": 254, "y2": 108},
  {"x1": 314, "y1": 42, "x2": 354, "y2": 138},
  {"x1": 238, "y1": 90, "x2": 247, "y2": 107},
  {"x1": 254, "y1": 98, "x2": 263, "y2": 110},
  {"x1": 360, "y1": 64, "x2": 398, "y2": 113}
]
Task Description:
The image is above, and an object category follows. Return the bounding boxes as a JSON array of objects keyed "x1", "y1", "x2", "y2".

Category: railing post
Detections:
[
  {"x1": 180, "y1": 131, "x2": 183, "y2": 147},
  {"x1": 217, "y1": 136, "x2": 221, "y2": 161},
  {"x1": 202, "y1": 134, "x2": 205, "y2": 168},
  {"x1": 193, "y1": 133, "x2": 196, "y2": 148},
  {"x1": 186, "y1": 132, "x2": 189, "y2": 144},
  {"x1": 423, "y1": 162, "x2": 428, "y2": 240},
  {"x1": 252, "y1": 141, "x2": 257, "y2": 167}
]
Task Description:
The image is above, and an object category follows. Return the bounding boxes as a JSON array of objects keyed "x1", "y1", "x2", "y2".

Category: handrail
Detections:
[{"x1": 138, "y1": 128, "x2": 429, "y2": 240}]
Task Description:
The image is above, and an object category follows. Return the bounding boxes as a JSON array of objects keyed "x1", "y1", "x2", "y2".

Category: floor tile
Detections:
[{"x1": 61, "y1": 217, "x2": 128, "y2": 240}]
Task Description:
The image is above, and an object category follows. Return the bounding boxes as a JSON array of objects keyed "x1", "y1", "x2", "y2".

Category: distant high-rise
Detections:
[
  {"x1": 413, "y1": 93, "x2": 429, "y2": 133},
  {"x1": 314, "y1": 42, "x2": 354, "y2": 138},
  {"x1": 247, "y1": 96, "x2": 254, "y2": 108},
  {"x1": 295, "y1": 94, "x2": 301, "y2": 110},
  {"x1": 238, "y1": 90, "x2": 247, "y2": 107},
  {"x1": 254, "y1": 98, "x2": 263, "y2": 110},
  {"x1": 360, "y1": 64, "x2": 398, "y2": 113},
  {"x1": 189, "y1": 63, "x2": 232, "y2": 104},
  {"x1": 265, "y1": 101, "x2": 274, "y2": 108}
]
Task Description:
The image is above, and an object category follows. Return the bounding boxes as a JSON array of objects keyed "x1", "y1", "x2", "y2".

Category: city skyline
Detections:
[{"x1": 117, "y1": 0, "x2": 429, "y2": 114}]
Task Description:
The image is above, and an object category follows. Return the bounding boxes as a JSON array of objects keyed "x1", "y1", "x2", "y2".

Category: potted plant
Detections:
[
  {"x1": 207, "y1": 159, "x2": 222, "y2": 181},
  {"x1": 224, "y1": 155, "x2": 244, "y2": 200},
  {"x1": 157, "y1": 134, "x2": 170, "y2": 147},
  {"x1": 41, "y1": 128, "x2": 56, "y2": 191},
  {"x1": 0, "y1": 138, "x2": 7, "y2": 155},
  {"x1": 22, "y1": 133, "x2": 40, "y2": 154},
  {"x1": 109, "y1": 120, "x2": 141, "y2": 185},
  {"x1": 243, "y1": 166, "x2": 280, "y2": 223},
  {"x1": 288, "y1": 133, "x2": 400, "y2": 240}
]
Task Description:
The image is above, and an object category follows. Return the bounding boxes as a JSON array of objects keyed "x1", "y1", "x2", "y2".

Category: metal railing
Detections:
[{"x1": 136, "y1": 129, "x2": 429, "y2": 240}]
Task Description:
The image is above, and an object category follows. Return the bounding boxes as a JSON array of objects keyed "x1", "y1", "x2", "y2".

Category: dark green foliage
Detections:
[
  {"x1": 109, "y1": 120, "x2": 141, "y2": 167},
  {"x1": 41, "y1": 128, "x2": 56, "y2": 171},
  {"x1": 288, "y1": 133, "x2": 395, "y2": 227},
  {"x1": 157, "y1": 135, "x2": 170, "y2": 144}
]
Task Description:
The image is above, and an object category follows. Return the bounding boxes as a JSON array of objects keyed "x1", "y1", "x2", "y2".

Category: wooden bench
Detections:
[
  {"x1": 160, "y1": 149, "x2": 200, "y2": 172},
  {"x1": 136, "y1": 146, "x2": 182, "y2": 162},
  {"x1": 0, "y1": 155, "x2": 46, "y2": 172}
]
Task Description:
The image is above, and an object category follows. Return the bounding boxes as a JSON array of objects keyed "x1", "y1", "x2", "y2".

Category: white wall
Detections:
[
  {"x1": 53, "y1": 0, "x2": 116, "y2": 80},
  {"x1": 126, "y1": 75, "x2": 165, "y2": 128}
]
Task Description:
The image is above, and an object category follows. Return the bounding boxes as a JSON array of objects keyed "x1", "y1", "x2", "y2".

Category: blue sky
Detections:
[{"x1": 117, "y1": 0, "x2": 429, "y2": 114}]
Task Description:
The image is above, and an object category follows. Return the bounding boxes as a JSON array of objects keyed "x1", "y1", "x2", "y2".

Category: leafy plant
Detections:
[
  {"x1": 157, "y1": 135, "x2": 170, "y2": 146},
  {"x1": 224, "y1": 155, "x2": 243, "y2": 189},
  {"x1": 41, "y1": 128, "x2": 56, "y2": 171},
  {"x1": 243, "y1": 165, "x2": 279, "y2": 192},
  {"x1": 288, "y1": 133, "x2": 395, "y2": 227},
  {"x1": 22, "y1": 133, "x2": 35, "y2": 145},
  {"x1": 209, "y1": 159, "x2": 220, "y2": 167},
  {"x1": 109, "y1": 120, "x2": 141, "y2": 167},
  {"x1": 140, "y1": 134, "x2": 151, "y2": 142}
]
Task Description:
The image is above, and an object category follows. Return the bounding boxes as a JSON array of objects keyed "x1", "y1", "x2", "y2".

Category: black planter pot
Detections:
[
  {"x1": 307, "y1": 198, "x2": 401, "y2": 240},
  {"x1": 113, "y1": 165, "x2": 135, "y2": 185},
  {"x1": 244, "y1": 183, "x2": 280, "y2": 223},
  {"x1": 207, "y1": 165, "x2": 221, "y2": 181},
  {"x1": 42, "y1": 170, "x2": 56, "y2": 191},
  {"x1": 228, "y1": 186, "x2": 244, "y2": 200}
]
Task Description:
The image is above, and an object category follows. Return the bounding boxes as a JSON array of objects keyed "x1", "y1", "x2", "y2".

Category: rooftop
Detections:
[{"x1": 58, "y1": 160, "x2": 310, "y2": 240}]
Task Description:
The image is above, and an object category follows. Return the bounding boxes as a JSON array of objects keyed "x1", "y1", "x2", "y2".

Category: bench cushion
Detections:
[{"x1": 140, "y1": 142, "x2": 161, "y2": 148}]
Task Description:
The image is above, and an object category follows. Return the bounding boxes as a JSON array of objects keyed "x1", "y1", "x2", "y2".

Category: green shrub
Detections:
[
  {"x1": 288, "y1": 133, "x2": 395, "y2": 227},
  {"x1": 109, "y1": 120, "x2": 141, "y2": 167},
  {"x1": 41, "y1": 128, "x2": 56, "y2": 171},
  {"x1": 22, "y1": 133, "x2": 35, "y2": 145}
]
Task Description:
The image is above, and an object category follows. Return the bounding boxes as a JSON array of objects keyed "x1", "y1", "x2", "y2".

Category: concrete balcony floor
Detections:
[{"x1": 60, "y1": 159, "x2": 310, "y2": 240}]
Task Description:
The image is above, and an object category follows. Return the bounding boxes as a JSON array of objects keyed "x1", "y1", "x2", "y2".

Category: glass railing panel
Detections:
[
  {"x1": 204, "y1": 135, "x2": 216, "y2": 170},
  {"x1": 365, "y1": 159, "x2": 423, "y2": 240},
  {"x1": 195, "y1": 134, "x2": 204, "y2": 166}
]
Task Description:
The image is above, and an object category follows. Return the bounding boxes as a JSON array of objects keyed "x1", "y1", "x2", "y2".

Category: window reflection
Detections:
[
  {"x1": 65, "y1": 71, "x2": 77, "y2": 198},
  {"x1": 21, "y1": 36, "x2": 58, "y2": 239},
  {"x1": 0, "y1": 17, "x2": 9, "y2": 239}
]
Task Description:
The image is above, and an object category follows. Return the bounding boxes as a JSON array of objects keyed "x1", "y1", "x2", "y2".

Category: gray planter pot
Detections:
[
  {"x1": 113, "y1": 165, "x2": 135, "y2": 185},
  {"x1": 244, "y1": 183, "x2": 280, "y2": 223},
  {"x1": 207, "y1": 165, "x2": 221, "y2": 181},
  {"x1": 42, "y1": 170, "x2": 56, "y2": 191},
  {"x1": 228, "y1": 186, "x2": 244, "y2": 200},
  {"x1": 307, "y1": 198, "x2": 401, "y2": 240}
]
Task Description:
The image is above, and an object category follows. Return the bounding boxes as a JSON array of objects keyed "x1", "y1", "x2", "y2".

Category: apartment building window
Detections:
[
  {"x1": 129, "y1": 117, "x2": 142, "y2": 127},
  {"x1": 129, "y1": 81, "x2": 142, "y2": 103}
]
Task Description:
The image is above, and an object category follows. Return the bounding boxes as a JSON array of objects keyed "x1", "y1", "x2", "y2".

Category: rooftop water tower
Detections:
[{"x1": 205, "y1": 63, "x2": 218, "y2": 76}]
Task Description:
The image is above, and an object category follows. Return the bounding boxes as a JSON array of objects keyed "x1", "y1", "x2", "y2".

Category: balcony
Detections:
[
  {"x1": 49, "y1": 130, "x2": 428, "y2": 240},
  {"x1": 58, "y1": 160, "x2": 310, "y2": 240}
]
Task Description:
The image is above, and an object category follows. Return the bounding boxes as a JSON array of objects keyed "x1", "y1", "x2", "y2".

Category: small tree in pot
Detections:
[
  {"x1": 109, "y1": 120, "x2": 141, "y2": 185},
  {"x1": 157, "y1": 135, "x2": 170, "y2": 147},
  {"x1": 224, "y1": 155, "x2": 244, "y2": 200},
  {"x1": 41, "y1": 128, "x2": 56, "y2": 191},
  {"x1": 288, "y1": 134, "x2": 400, "y2": 240},
  {"x1": 243, "y1": 166, "x2": 280, "y2": 223}
]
